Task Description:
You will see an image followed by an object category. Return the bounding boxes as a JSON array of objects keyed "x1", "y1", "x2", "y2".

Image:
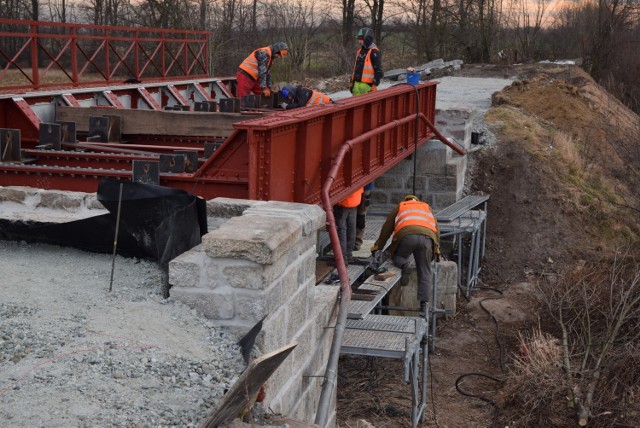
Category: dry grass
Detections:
[
  {"x1": 502, "y1": 251, "x2": 640, "y2": 427},
  {"x1": 500, "y1": 330, "x2": 571, "y2": 427}
]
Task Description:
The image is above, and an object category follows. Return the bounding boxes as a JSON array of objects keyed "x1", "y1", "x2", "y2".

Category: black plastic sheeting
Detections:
[{"x1": 0, "y1": 178, "x2": 207, "y2": 267}]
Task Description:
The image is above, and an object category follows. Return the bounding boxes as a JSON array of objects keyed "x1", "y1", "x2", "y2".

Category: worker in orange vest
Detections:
[
  {"x1": 350, "y1": 27, "x2": 383, "y2": 96},
  {"x1": 236, "y1": 42, "x2": 289, "y2": 98},
  {"x1": 279, "y1": 84, "x2": 333, "y2": 109},
  {"x1": 371, "y1": 195, "x2": 440, "y2": 313},
  {"x1": 334, "y1": 187, "x2": 364, "y2": 264}
]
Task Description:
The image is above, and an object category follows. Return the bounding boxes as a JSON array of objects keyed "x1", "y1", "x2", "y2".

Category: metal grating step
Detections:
[
  {"x1": 341, "y1": 314, "x2": 427, "y2": 359},
  {"x1": 435, "y1": 194, "x2": 490, "y2": 222},
  {"x1": 348, "y1": 261, "x2": 400, "y2": 319}
]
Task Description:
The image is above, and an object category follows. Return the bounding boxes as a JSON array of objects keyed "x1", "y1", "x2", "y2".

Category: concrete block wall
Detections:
[
  {"x1": 168, "y1": 198, "x2": 340, "y2": 425},
  {"x1": 388, "y1": 260, "x2": 458, "y2": 315},
  {"x1": 370, "y1": 108, "x2": 474, "y2": 212}
]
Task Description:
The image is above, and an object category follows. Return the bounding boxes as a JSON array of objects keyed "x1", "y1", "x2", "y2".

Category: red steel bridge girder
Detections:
[
  {"x1": 0, "y1": 82, "x2": 460, "y2": 206},
  {"x1": 0, "y1": 18, "x2": 211, "y2": 92},
  {"x1": 196, "y1": 82, "x2": 441, "y2": 205}
]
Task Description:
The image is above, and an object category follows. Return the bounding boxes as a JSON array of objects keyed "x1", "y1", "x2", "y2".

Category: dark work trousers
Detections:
[
  {"x1": 354, "y1": 189, "x2": 371, "y2": 250},
  {"x1": 392, "y1": 234, "x2": 433, "y2": 302},
  {"x1": 333, "y1": 205, "x2": 357, "y2": 261}
]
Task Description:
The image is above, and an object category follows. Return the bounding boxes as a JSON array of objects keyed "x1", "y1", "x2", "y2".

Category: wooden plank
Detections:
[
  {"x1": 200, "y1": 342, "x2": 297, "y2": 428},
  {"x1": 56, "y1": 106, "x2": 254, "y2": 137}
]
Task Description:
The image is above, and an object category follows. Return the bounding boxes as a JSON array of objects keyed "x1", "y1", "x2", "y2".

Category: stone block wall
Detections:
[
  {"x1": 370, "y1": 108, "x2": 473, "y2": 212},
  {"x1": 388, "y1": 261, "x2": 458, "y2": 316},
  {"x1": 168, "y1": 198, "x2": 340, "y2": 425}
]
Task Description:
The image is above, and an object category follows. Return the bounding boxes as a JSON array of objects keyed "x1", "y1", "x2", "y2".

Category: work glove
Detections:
[
  {"x1": 262, "y1": 88, "x2": 272, "y2": 97},
  {"x1": 434, "y1": 246, "x2": 442, "y2": 262},
  {"x1": 370, "y1": 244, "x2": 379, "y2": 253},
  {"x1": 370, "y1": 85, "x2": 377, "y2": 92}
]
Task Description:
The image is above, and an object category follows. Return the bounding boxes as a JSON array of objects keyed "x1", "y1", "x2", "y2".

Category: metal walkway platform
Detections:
[
  {"x1": 437, "y1": 194, "x2": 490, "y2": 297},
  {"x1": 341, "y1": 313, "x2": 429, "y2": 428},
  {"x1": 348, "y1": 260, "x2": 401, "y2": 319}
]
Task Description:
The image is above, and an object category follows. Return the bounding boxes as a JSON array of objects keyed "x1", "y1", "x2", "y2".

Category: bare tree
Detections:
[
  {"x1": 536, "y1": 248, "x2": 640, "y2": 426},
  {"x1": 262, "y1": 0, "x2": 329, "y2": 79}
]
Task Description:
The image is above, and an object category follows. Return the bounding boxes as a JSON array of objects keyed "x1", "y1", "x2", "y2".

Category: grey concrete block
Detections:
[
  {"x1": 255, "y1": 307, "x2": 287, "y2": 354},
  {"x1": 429, "y1": 176, "x2": 458, "y2": 192},
  {"x1": 85, "y1": 194, "x2": 105, "y2": 210},
  {"x1": 374, "y1": 175, "x2": 405, "y2": 189},
  {"x1": 0, "y1": 187, "x2": 27, "y2": 203},
  {"x1": 416, "y1": 145, "x2": 448, "y2": 175},
  {"x1": 286, "y1": 285, "x2": 309, "y2": 340},
  {"x1": 235, "y1": 288, "x2": 272, "y2": 322},
  {"x1": 37, "y1": 191, "x2": 83, "y2": 211},
  {"x1": 299, "y1": 248, "x2": 317, "y2": 285},
  {"x1": 169, "y1": 287, "x2": 235, "y2": 319},
  {"x1": 168, "y1": 245, "x2": 207, "y2": 288},
  {"x1": 244, "y1": 201, "x2": 325, "y2": 237},
  {"x1": 432, "y1": 192, "x2": 458, "y2": 210},
  {"x1": 221, "y1": 258, "x2": 277, "y2": 290},
  {"x1": 203, "y1": 214, "x2": 301, "y2": 264},
  {"x1": 206, "y1": 197, "x2": 266, "y2": 218}
]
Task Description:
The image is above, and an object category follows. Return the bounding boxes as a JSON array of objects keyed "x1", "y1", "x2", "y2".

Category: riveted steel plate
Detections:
[
  {"x1": 132, "y1": 160, "x2": 159, "y2": 185},
  {"x1": 39, "y1": 123, "x2": 61, "y2": 149},
  {"x1": 159, "y1": 154, "x2": 185, "y2": 173},
  {"x1": 0, "y1": 128, "x2": 21, "y2": 162}
]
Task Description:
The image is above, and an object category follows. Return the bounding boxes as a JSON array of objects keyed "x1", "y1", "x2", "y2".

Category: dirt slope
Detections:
[
  {"x1": 337, "y1": 64, "x2": 640, "y2": 427},
  {"x1": 475, "y1": 65, "x2": 640, "y2": 284}
]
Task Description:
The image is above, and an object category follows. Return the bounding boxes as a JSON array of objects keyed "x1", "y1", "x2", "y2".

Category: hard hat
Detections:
[
  {"x1": 404, "y1": 195, "x2": 419, "y2": 201},
  {"x1": 271, "y1": 42, "x2": 289, "y2": 57},
  {"x1": 356, "y1": 28, "x2": 364, "y2": 39}
]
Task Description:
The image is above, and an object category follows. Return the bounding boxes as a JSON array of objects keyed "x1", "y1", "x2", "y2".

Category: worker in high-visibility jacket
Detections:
[
  {"x1": 236, "y1": 42, "x2": 289, "y2": 98},
  {"x1": 371, "y1": 195, "x2": 440, "y2": 313},
  {"x1": 334, "y1": 187, "x2": 364, "y2": 265},
  {"x1": 279, "y1": 84, "x2": 333, "y2": 109},
  {"x1": 350, "y1": 27, "x2": 383, "y2": 96}
]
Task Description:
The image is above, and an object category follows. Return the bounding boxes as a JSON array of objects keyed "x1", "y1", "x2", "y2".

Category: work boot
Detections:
[
  {"x1": 420, "y1": 301, "x2": 428, "y2": 315},
  {"x1": 400, "y1": 265, "x2": 411, "y2": 286},
  {"x1": 354, "y1": 228, "x2": 364, "y2": 251}
]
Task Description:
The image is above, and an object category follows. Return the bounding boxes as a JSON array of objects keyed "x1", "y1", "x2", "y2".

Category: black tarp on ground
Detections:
[{"x1": 0, "y1": 178, "x2": 207, "y2": 268}]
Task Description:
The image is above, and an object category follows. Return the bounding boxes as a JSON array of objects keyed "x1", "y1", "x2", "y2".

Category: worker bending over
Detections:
[
  {"x1": 279, "y1": 85, "x2": 333, "y2": 109},
  {"x1": 371, "y1": 195, "x2": 440, "y2": 313},
  {"x1": 236, "y1": 42, "x2": 289, "y2": 98}
]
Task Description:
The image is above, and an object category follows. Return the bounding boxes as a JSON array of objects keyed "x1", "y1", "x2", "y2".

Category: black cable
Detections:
[
  {"x1": 455, "y1": 372, "x2": 503, "y2": 427},
  {"x1": 453, "y1": 286, "x2": 507, "y2": 427}
]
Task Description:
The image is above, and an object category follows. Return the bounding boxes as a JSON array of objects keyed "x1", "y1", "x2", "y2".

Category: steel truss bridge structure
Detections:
[{"x1": 0, "y1": 18, "x2": 464, "y2": 206}]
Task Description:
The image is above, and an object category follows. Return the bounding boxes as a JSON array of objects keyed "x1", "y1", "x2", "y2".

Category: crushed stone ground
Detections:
[{"x1": 0, "y1": 241, "x2": 245, "y2": 427}]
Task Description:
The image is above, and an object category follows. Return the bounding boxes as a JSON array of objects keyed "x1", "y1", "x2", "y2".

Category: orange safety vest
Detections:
[
  {"x1": 239, "y1": 46, "x2": 273, "y2": 80},
  {"x1": 394, "y1": 200, "x2": 437, "y2": 235},
  {"x1": 338, "y1": 187, "x2": 364, "y2": 208},
  {"x1": 306, "y1": 90, "x2": 331, "y2": 106},
  {"x1": 352, "y1": 47, "x2": 378, "y2": 84}
]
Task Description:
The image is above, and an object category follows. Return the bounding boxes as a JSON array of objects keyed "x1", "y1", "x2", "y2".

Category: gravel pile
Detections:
[{"x1": 0, "y1": 240, "x2": 245, "y2": 427}]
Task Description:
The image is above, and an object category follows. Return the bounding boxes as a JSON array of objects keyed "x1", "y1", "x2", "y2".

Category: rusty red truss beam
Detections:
[
  {"x1": 0, "y1": 18, "x2": 212, "y2": 92},
  {"x1": 0, "y1": 82, "x2": 450, "y2": 205},
  {"x1": 218, "y1": 82, "x2": 441, "y2": 205}
]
